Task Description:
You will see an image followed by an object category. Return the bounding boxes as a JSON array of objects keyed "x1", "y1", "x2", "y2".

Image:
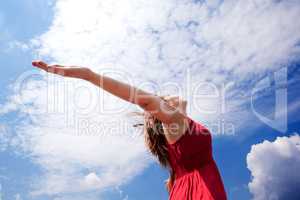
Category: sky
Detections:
[{"x1": 0, "y1": 0, "x2": 300, "y2": 200}]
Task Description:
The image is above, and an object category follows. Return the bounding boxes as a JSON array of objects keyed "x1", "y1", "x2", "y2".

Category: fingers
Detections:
[
  {"x1": 32, "y1": 61, "x2": 65, "y2": 74},
  {"x1": 32, "y1": 60, "x2": 48, "y2": 70}
]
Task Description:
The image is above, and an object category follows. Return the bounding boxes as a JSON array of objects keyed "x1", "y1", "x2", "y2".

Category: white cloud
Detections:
[
  {"x1": 1, "y1": 75, "x2": 150, "y2": 198},
  {"x1": 0, "y1": 124, "x2": 9, "y2": 152},
  {"x1": 1, "y1": 0, "x2": 300, "y2": 198},
  {"x1": 7, "y1": 41, "x2": 30, "y2": 52},
  {"x1": 81, "y1": 172, "x2": 102, "y2": 188},
  {"x1": 247, "y1": 134, "x2": 300, "y2": 200},
  {"x1": 32, "y1": 0, "x2": 300, "y2": 129},
  {"x1": 35, "y1": 0, "x2": 300, "y2": 78}
]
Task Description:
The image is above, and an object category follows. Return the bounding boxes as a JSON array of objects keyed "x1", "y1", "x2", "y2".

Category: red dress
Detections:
[{"x1": 167, "y1": 117, "x2": 227, "y2": 200}]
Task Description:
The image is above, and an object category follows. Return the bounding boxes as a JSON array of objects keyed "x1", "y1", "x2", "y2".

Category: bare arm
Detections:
[
  {"x1": 32, "y1": 61, "x2": 185, "y2": 125},
  {"x1": 86, "y1": 69, "x2": 185, "y2": 123}
]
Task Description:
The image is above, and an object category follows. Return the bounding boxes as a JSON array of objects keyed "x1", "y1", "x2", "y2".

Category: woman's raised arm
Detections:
[{"x1": 32, "y1": 60, "x2": 185, "y2": 125}]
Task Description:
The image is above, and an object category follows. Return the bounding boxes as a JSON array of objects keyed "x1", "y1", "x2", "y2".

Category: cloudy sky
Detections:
[{"x1": 0, "y1": 0, "x2": 300, "y2": 199}]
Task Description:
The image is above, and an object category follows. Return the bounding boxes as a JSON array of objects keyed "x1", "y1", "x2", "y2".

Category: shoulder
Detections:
[
  {"x1": 167, "y1": 117, "x2": 213, "y2": 162},
  {"x1": 167, "y1": 116, "x2": 211, "y2": 146}
]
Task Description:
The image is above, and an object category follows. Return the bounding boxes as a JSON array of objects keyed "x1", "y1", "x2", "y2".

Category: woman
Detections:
[{"x1": 32, "y1": 60, "x2": 227, "y2": 200}]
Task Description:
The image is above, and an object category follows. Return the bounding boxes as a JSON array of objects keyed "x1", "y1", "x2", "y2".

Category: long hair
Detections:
[
  {"x1": 143, "y1": 112, "x2": 175, "y2": 193},
  {"x1": 131, "y1": 110, "x2": 175, "y2": 192}
]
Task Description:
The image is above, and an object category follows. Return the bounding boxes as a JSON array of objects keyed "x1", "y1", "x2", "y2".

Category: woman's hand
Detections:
[{"x1": 32, "y1": 60, "x2": 91, "y2": 80}]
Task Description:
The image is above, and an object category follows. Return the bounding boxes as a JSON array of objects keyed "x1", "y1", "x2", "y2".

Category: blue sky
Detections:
[{"x1": 0, "y1": 0, "x2": 300, "y2": 200}]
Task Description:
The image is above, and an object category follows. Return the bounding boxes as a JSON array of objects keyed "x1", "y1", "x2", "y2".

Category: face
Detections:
[
  {"x1": 143, "y1": 95, "x2": 188, "y2": 126},
  {"x1": 161, "y1": 95, "x2": 187, "y2": 115}
]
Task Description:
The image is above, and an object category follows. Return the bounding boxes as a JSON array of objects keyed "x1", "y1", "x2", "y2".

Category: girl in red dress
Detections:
[{"x1": 32, "y1": 60, "x2": 227, "y2": 200}]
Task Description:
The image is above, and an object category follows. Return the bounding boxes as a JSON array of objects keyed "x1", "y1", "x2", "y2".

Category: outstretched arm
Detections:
[{"x1": 32, "y1": 61, "x2": 186, "y2": 125}]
